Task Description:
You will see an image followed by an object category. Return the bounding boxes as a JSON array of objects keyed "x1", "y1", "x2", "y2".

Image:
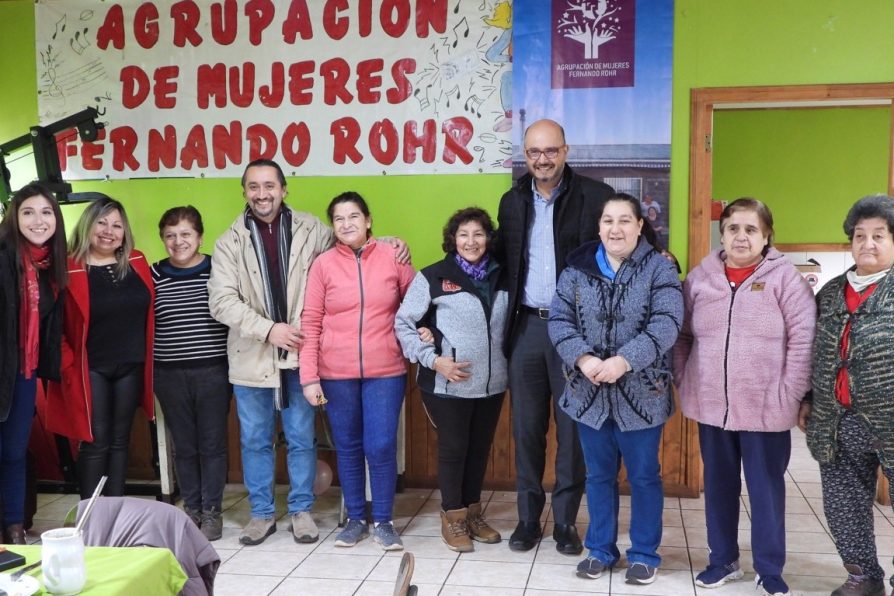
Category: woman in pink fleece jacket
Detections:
[
  {"x1": 299, "y1": 192, "x2": 415, "y2": 551},
  {"x1": 673, "y1": 198, "x2": 816, "y2": 596}
]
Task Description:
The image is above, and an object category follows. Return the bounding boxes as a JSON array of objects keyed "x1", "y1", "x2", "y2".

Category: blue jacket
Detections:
[{"x1": 549, "y1": 239, "x2": 683, "y2": 431}]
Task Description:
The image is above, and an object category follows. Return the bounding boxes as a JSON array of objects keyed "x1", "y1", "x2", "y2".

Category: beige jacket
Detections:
[{"x1": 208, "y1": 207, "x2": 333, "y2": 387}]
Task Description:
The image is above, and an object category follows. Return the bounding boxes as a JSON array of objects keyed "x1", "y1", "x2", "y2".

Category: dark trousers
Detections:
[
  {"x1": 699, "y1": 423, "x2": 791, "y2": 577},
  {"x1": 79, "y1": 363, "x2": 143, "y2": 499},
  {"x1": 0, "y1": 373, "x2": 37, "y2": 526},
  {"x1": 508, "y1": 312, "x2": 585, "y2": 524},
  {"x1": 154, "y1": 362, "x2": 231, "y2": 511},
  {"x1": 820, "y1": 412, "x2": 894, "y2": 583},
  {"x1": 421, "y1": 391, "x2": 505, "y2": 511}
]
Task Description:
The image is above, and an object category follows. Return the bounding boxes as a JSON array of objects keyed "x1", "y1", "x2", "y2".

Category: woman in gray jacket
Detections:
[
  {"x1": 549, "y1": 193, "x2": 683, "y2": 586},
  {"x1": 395, "y1": 207, "x2": 507, "y2": 553}
]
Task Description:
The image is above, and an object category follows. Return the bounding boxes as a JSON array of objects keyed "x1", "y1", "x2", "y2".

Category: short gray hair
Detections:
[{"x1": 843, "y1": 194, "x2": 894, "y2": 240}]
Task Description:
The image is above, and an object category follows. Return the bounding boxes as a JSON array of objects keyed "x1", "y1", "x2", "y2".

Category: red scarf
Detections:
[
  {"x1": 834, "y1": 282, "x2": 878, "y2": 407},
  {"x1": 20, "y1": 243, "x2": 51, "y2": 378}
]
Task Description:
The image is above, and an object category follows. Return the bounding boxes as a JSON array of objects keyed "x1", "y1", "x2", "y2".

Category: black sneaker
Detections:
[
  {"x1": 625, "y1": 562, "x2": 657, "y2": 585},
  {"x1": 696, "y1": 561, "x2": 745, "y2": 588},
  {"x1": 756, "y1": 574, "x2": 791, "y2": 596},
  {"x1": 576, "y1": 557, "x2": 608, "y2": 580}
]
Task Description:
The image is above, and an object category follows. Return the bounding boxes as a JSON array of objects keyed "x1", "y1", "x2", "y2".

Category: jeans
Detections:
[
  {"x1": 79, "y1": 363, "x2": 143, "y2": 499},
  {"x1": 0, "y1": 373, "x2": 36, "y2": 526},
  {"x1": 421, "y1": 391, "x2": 504, "y2": 511},
  {"x1": 699, "y1": 423, "x2": 790, "y2": 577},
  {"x1": 578, "y1": 419, "x2": 664, "y2": 568},
  {"x1": 154, "y1": 362, "x2": 231, "y2": 511},
  {"x1": 320, "y1": 375, "x2": 406, "y2": 522},
  {"x1": 234, "y1": 370, "x2": 316, "y2": 518}
]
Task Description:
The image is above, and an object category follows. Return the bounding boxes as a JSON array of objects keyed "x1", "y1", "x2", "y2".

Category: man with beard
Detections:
[{"x1": 497, "y1": 119, "x2": 615, "y2": 555}]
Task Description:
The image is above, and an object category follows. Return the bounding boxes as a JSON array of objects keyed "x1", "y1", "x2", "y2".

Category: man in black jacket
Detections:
[{"x1": 497, "y1": 119, "x2": 614, "y2": 555}]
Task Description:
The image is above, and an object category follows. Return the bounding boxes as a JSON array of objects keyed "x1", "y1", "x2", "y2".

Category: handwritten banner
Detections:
[{"x1": 35, "y1": 0, "x2": 513, "y2": 179}]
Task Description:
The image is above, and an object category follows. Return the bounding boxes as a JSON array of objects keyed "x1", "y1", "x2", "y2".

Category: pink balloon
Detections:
[{"x1": 313, "y1": 459, "x2": 333, "y2": 495}]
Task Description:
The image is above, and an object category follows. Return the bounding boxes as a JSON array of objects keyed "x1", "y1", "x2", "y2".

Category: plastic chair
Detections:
[
  {"x1": 76, "y1": 497, "x2": 219, "y2": 596},
  {"x1": 393, "y1": 551, "x2": 417, "y2": 596}
]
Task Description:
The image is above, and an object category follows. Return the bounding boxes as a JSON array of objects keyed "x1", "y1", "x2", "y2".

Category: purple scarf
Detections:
[{"x1": 454, "y1": 253, "x2": 489, "y2": 281}]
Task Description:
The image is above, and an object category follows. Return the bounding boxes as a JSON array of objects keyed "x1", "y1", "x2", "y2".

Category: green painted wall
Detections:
[
  {"x1": 0, "y1": 0, "x2": 509, "y2": 267},
  {"x1": 713, "y1": 107, "x2": 890, "y2": 243},
  {"x1": 672, "y1": 0, "x2": 894, "y2": 268}
]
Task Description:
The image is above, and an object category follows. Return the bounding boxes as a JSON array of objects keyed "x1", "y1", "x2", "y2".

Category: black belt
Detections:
[{"x1": 521, "y1": 305, "x2": 550, "y2": 320}]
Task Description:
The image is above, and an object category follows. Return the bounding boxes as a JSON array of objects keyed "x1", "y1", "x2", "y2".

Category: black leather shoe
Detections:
[
  {"x1": 553, "y1": 523, "x2": 583, "y2": 555},
  {"x1": 508, "y1": 521, "x2": 541, "y2": 551}
]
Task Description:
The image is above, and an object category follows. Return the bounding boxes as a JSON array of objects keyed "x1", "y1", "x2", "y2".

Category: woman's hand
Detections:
[
  {"x1": 434, "y1": 356, "x2": 472, "y2": 383},
  {"x1": 576, "y1": 354, "x2": 603, "y2": 385},
  {"x1": 303, "y1": 383, "x2": 324, "y2": 407},
  {"x1": 417, "y1": 327, "x2": 434, "y2": 343},
  {"x1": 593, "y1": 356, "x2": 630, "y2": 384},
  {"x1": 797, "y1": 401, "x2": 812, "y2": 433},
  {"x1": 385, "y1": 237, "x2": 411, "y2": 264}
]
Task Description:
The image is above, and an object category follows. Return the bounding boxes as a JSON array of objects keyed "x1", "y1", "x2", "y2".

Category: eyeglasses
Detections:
[{"x1": 525, "y1": 147, "x2": 563, "y2": 160}]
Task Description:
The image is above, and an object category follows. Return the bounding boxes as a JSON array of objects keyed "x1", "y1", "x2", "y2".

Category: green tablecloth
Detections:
[{"x1": 4, "y1": 544, "x2": 187, "y2": 595}]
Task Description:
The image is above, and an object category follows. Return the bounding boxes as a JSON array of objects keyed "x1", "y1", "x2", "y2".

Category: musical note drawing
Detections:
[
  {"x1": 39, "y1": 44, "x2": 64, "y2": 99},
  {"x1": 444, "y1": 85, "x2": 461, "y2": 108},
  {"x1": 464, "y1": 94, "x2": 484, "y2": 118},
  {"x1": 473, "y1": 145, "x2": 486, "y2": 163},
  {"x1": 51, "y1": 14, "x2": 66, "y2": 40},
  {"x1": 413, "y1": 84, "x2": 433, "y2": 110},
  {"x1": 451, "y1": 17, "x2": 469, "y2": 48},
  {"x1": 70, "y1": 28, "x2": 90, "y2": 55},
  {"x1": 79, "y1": 10, "x2": 94, "y2": 21},
  {"x1": 453, "y1": 1, "x2": 460, "y2": 14}
]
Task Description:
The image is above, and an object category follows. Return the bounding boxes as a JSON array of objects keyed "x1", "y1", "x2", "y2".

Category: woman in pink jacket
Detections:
[
  {"x1": 673, "y1": 198, "x2": 816, "y2": 596},
  {"x1": 299, "y1": 191, "x2": 415, "y2": 551}
]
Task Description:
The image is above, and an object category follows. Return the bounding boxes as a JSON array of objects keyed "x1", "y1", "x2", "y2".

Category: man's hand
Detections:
[
  {"x1": 797, "y1": 401, "x2": 812, "y2": 433},
  {"x1": 433, "y1": 356, "x2": 472, "y2": 383},
  {"x1": 303, "y1": 383, "x2": 324, "y2": 407},
  {"x1": 268, "y1": 323, "x2": 304, "y2": 352}
]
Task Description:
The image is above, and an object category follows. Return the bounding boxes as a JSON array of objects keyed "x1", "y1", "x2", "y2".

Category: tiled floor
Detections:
[{"x1": 27, "y1": 430, "x2": 894, "y2": 595}]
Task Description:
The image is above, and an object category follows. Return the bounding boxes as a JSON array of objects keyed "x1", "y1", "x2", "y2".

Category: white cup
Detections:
[{"x1": 41, "y1": 528, "x2": 86, "y2": 595}]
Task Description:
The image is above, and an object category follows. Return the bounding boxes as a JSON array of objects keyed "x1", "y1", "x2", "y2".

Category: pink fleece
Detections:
[
  {"x1": 673, "y1": 248, "x2": 816, "y2": 432},
  {"x1": 299, "y1": 238, "x2": 415, "y2": 384}
]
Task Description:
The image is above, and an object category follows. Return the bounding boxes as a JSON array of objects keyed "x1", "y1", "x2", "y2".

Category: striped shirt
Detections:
[{"x1": 151, "y1": 255, "x2": 228, "y2": 368}]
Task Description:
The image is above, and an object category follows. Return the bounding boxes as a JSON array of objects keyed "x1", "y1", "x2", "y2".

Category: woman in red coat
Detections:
[{"x1": 46, "y1": 197, "x2": 154, "y2": 498}]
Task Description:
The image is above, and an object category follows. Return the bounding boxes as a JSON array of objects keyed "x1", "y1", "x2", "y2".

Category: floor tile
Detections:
[{"x1": 445, "y1": 559, "x2": 531, "y2": 588}]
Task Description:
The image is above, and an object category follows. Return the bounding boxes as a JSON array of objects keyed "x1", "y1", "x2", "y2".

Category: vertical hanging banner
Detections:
[
  {"x1": 513, "y1": 0, "x2": 673, "y2": 247},
  {"x1": 34, "y1": 0, "x2": 513, "y2": 179}
]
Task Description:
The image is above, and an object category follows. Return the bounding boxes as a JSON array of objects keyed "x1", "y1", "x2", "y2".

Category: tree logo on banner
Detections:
[{"x1": 556, "y1": 0, "x2": 621, "y2": 60}]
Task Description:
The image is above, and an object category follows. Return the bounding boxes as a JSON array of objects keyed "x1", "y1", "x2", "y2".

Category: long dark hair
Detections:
[{"x1": 0, "y1": 184, "x2": 68, "y2": 289}]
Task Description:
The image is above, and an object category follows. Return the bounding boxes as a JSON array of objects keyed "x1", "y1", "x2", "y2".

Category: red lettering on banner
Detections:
[
  {"x1": 282, "y1": 0, "x2": 313, "y2": 43},
  {"x1": 245, "y1": 0, "x2": 275, "y2": 46},
  {"x1": 211, "y1": 0, "x2": 238, "y2": 45},
  {"x1": 415, "y1": 0, "x2": 448, "y2": 36},
  {"x1": 81, "y1": 128, "x2": 107, "y2": 170},
  {"x1": 331, "y1": 117, "x2": 363, "y2": 164},
  {"x1": 57, "y1": 129, "x2": 77, "y2": 171},
  {"x1": 380, "y1": 0, "x2": 410, "y2": 38},
  {"x1": 369, "y1": 119, "x2": 399, "y2": 165},
  {"x1": 181, "y1": 125, "x2": 210, "y2": 170},
  {"x1": 358, "y1": 0, "x2": 372, "y2": 36},
  {"x1": 154, "y1": 66, "x2": 180, "y2": 108},
  {"x1": 212, "y1": 122, "x2": 242, "y2": 168},
  {"x1": 147, "y1": 126, "x2": 178, "y2": 172},
  {"x1": 441, "y1": 117, "x2": 473, "y2": 164},
  {"x1": 96, "y1": 4, "x2": 125, "y2": 50},
  {"x1": 196, "y1": 64, "x2": 226, "y2": 108},
  {"x1": 288, "y1": 61, "x2": 315, "y2": 105},
  {"x1": 229, "y1": 63, "x2": 255, "y2": 108},
  {"x1": 110, "y1": 126, "x2": 140, "y2": 171},
  {"x1": 356, "y1": 59, "x2": 383, "y2": 103},
  {"x1": 386, "y1": 58, "x2": 414, "y2": 103},
  {"x1": 323, "y1": 0, "x2": 349, "y2": 41},
  {"x1": 121, "y1": 66, "x2": 150, "y2": 109},
  {"x1": 281, "y1": 122, "x2": 311, "y2": 166},
  {"x1": 134, "y1": 2, "x2": 159, "y2": 49},
  {"x1": 320, "y1": 58, "x2": 353, "y2": 105},
  {"x1": 246, "y1": 124, "x2": 278, "y2": 160},
  {"x1": 171, "y1": 0, "x2": 203, "y2": 47},
  {"x1": 259, "y1": 63, "x2": 285, "y2": 107},
  {"x1": 402, "y1": 120, "x2": 436, "y2": 163}
]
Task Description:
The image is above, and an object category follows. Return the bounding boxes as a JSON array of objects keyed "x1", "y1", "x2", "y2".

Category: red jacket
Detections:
[
  {"x1": 299, "y1": 239, "x2": 415, "y2": 384},
  {"x1": 43, "y1": 251, "x2": 155, "y2": 442}
]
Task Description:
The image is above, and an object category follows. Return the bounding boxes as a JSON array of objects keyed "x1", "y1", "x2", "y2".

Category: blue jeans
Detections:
[
  {"x1": 234, "y1": 370, "x2": 315, "y2": 518},
  {"x1": 0, "y1": 373, "x2": 36, "y2": 526},
  {"x1": 578, "y1": 419, "x2": 664, "y2": 568},
  {"x1": 320, "y1": 375, "x2": 406, "y2": 522}
]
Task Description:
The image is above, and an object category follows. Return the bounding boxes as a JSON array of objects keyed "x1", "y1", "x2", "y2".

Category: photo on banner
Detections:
[
  {"x1": 34, "y1": 0, "x2": 514, "y2": 179},
  {"x1": 513, "y1": 0, "x2": 673, "y2": 247}
]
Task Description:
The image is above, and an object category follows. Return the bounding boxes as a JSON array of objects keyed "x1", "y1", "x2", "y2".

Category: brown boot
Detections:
[
  {"x1": 4, "y1": 523, "x2": 26, "y2": 545},
  {"x1": 440, "y1": 508, "x2": 473, "y2": 552},
  {"x1": 467, "y1": 502, "x2": 501, "y2": 543}
]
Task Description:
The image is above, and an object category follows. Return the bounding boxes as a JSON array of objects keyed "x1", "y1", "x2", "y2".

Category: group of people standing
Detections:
[{"x1": 1, "y1": 117, "x2": 893, "y2": 596}]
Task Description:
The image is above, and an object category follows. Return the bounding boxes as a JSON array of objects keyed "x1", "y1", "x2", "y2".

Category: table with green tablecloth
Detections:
[{"x1": 2, "y1": 544, "x2": 187, "y2": 595}]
